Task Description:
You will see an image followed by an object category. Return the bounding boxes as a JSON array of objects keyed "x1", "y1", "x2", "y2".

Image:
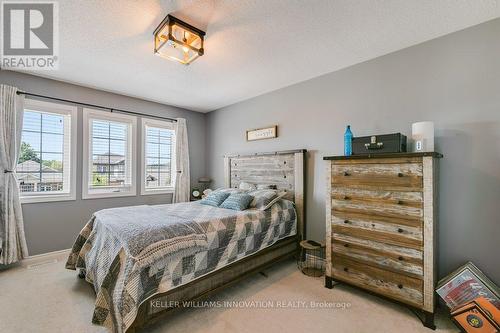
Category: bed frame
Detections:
[{"x1": 128, "y1": 149, "x2": 306, "y2": 332}]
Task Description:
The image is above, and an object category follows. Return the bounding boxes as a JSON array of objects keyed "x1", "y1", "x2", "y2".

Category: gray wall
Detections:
[
  {"x1": 0, "y1": 71, "x2": 207, "y2": 256},
  {"x1": 206, "y1": 19, "x2": 500, "y2": 283}
]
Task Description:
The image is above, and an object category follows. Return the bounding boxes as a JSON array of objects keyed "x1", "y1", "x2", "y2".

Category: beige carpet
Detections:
[{"x1": 0, "y1": 251, "x2": 457, "y2": 333}]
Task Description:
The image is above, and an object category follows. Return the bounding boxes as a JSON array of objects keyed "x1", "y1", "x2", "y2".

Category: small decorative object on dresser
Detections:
[
  {"x1": 352, "y1": 133, "x2": 407, "y2": 155},
  {"x1": 412, "y1": 122, "x2": 434, "y2": 152},
  {"x1": 323, "y1": 152, "x2": 443, "y2": 329},
  {"x1": 344, "y1": 125, "x2": 353, "y2": 156}
]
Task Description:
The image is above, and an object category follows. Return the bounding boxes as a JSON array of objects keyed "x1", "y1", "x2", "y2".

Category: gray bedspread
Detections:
[{"x1": 66, "y1": 200, "x2": 296, "y2": 333}]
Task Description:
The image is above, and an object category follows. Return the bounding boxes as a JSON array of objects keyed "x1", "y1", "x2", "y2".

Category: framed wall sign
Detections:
[{"x1": 246, "y1": 125, "x2": 277, "y2": 141}]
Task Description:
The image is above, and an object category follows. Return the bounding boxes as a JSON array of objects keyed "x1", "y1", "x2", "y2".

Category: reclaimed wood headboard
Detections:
[{"x1": 223, "y1": 149, "x2": 306, "y2": 240}]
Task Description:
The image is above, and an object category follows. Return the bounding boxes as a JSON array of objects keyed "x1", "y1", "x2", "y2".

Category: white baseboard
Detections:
[{"x1": 21, "y1": 248, "x2": 71, "y2": 267}]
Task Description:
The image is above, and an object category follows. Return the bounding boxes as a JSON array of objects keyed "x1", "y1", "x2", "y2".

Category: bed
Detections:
[{"x1": 66, "y1": 149, "x2": 306, "y2": 333}]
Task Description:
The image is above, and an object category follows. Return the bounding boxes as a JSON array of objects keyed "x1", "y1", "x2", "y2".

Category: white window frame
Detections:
[
  {"x1": 19, "y1": 99, "x2": 77, "y2": 204},
  {"x1": 82, "y1": 108, "x2": 137, "y2": 199},
  {"x1": 140, "y1": 118, "x2": 176, "y2": 195}
]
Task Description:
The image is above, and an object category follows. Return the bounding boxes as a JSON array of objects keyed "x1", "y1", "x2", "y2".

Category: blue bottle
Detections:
[{"x1": 344, "y1": 125, "x2": 353, "y2": 156}]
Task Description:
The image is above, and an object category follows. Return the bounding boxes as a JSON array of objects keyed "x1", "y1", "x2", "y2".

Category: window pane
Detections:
[
  {"x1": 144, "y1": 125, "x2": 174, "y2": 190},
  {"x1": 41, "y1": 133, "x2": 63, "y2": 153},
  {"x1": 42, "y1": 113, "x2": 64, "y2": 134},
  {"x1": 22, "y1": 111, "x2": 41, "y2": 132},
  {"x1": 109, "y1": 122, "x2": 127, "y2": 140},
  {"x1": 159, "y1": 144, "x2": 171, "y2": 158},
  {"x1": 92, "y1": 172, "x2": 109, "y2": 187},
  {"x1": 159, "y1": 134, "x2": 173, "y2": 145},
  {"x1": 146, "y1": 142, "x2": 159, "y2": 158},
  {"x1": 158, "y1": 172, "x2": 172, "y2": 187},
  {"x1": 42, "y1": 153, "x2": 63, "y2": 172},
  {"x1": 92, "y1": 120, "x2": 109, "y2": 138},
  {"x1": 89, "y1": 118, "x2": 130, "y2": 191},
  {"x1": 92, "y1": 138, "x2": 110, "y2": 155},
  {"x1": 21, "y1": 131, "x2": 41, "y2": 152},
  {"x1": 40, "y1": 172, "x2": 64, "y2": 192},
  {"x1": 109, "y1": 139, "x2": 125, "y2": 156}
]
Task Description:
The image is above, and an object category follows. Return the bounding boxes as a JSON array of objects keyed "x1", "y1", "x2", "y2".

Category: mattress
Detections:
[{"x1": 65, "y1": 200, "x2": 297, "y2": 333}]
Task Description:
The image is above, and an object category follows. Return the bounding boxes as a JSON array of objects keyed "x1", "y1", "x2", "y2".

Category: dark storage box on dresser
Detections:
[
  {"x1": 323, "y1": 152, "x2": 442, "y2": 329},
  {"x1": 352, "y1": 133, "x2": 407, "y2": 155}
]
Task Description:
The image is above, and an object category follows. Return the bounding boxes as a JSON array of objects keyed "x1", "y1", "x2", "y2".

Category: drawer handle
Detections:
[
  {"x1": 343, "y1": 171, "x2": 350, "y2": 176},
  {"x1": 397, "y1": 228, "x2": 404, "y2": 233},
  {"x1": 343, "y1": 195, "x2": 350, "y2": 200},
  {"x1": 398, "y1": 284, "x2": 403, "y2": 289},
  {"x1": 397, "y1": 200, "x2": 404, "y2": 205},
  {"x1": 344, "y1": 219, "x2": 350, "y2": 224},
  {"x1": 397, "y1": 172, "x2": 404, "y2": 177},
  {"x1": 344, "y1": 243, "x2": 349, "y2": 248},
  {"x1": 343, "y1": 267, "x2": 349, "y2": 272},
  {"x1": 398, "y1": 256, "x2": 404, "y2": 261}
]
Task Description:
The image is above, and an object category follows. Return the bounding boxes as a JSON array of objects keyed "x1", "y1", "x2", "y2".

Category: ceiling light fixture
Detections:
[{"x1": 153, "y1": 14, "x2": 205, "y2": 65}]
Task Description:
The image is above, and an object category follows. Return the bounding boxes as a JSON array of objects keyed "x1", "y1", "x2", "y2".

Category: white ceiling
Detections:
[{"x1": 19, "y1": 0, "x2": 500, "y2": 112}]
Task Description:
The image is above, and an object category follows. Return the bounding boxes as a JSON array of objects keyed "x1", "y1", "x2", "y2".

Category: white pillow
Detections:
[{"x1": 239, "y1": 182, "x2": 256, "y2": 191}]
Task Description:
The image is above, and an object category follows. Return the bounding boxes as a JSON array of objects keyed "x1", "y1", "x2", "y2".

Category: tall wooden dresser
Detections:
[{"x1": 323, "y1": 152, "x2": 442, "y2": 329}]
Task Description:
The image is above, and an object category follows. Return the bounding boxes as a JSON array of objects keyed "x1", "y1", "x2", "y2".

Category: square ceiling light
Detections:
[{"x1": 154, "y1": 15, "x2": 206, "y2": 65}]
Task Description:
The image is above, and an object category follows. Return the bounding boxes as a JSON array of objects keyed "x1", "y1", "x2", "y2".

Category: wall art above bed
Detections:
[{"x1": 246, "y1": 125, "x2": 277, "y2": 141}]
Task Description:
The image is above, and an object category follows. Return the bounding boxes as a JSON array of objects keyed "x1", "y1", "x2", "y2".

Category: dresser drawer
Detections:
[
  {"x1": 332, "y1": 163, "x2": 423, "y2": 191},
  {"x1": 332, "y1": 213, "x2": 422, "y2": 243},
  {"x1": 331, "y1": 215, "x2": 423, "y2": 250},
  {"x1": 332, "y1": 196, "x2": 423, "y2": 222},
  {"x1": 331, "y1": 187, "x2": 423, "y2": 206},
  {"x1": 331, "y1": 237, "x2": 423, "y2": 276},
  {"x1": 332, "y1": 256, "x2": 423, "y2": 307},
  {"x1": 332, "y1": 232, "x2": 423, "y2": 276}
]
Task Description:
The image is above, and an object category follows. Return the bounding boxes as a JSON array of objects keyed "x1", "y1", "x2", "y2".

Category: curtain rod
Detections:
[{"x1": 16, "y1": 91, "x2": 178, "y2": 123}]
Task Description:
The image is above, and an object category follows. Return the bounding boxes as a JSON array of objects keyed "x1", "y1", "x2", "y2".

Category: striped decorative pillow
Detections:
[
  {"x1": 199, "y1": 191, "x2": 230, "y2": 207},
  {"x1": 220, "y1": 193, "x2": 254, "y2": 211},
  {"x1": 247, "y1": 189, "x2": 278, "y2": 210}
]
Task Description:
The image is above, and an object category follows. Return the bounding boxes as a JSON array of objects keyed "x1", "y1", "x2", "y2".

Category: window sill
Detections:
[
  {"x1": 20, "y1": 194, "x2": 76, "y2": 204},
  {"x1": 140, "y1": 188, "x2": 175, "y2": 196},
  {"x1": 82, "y1": 190, "x2": 137, "y2": 200}
]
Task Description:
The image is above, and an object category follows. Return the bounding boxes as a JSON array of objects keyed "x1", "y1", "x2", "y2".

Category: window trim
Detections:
[
  {"x1": 140, "y1": 118, "x2": 176, "y2": 195},
  {"x1": 19, "y1": 99, "x2": 77, "y2": 204},
  {"x1": 82, "y1": 108, "x2": 137, "y2": 199}
]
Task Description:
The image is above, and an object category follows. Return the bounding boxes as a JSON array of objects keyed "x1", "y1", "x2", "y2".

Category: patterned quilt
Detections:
[{"x1": 66, "y1": 200, "x2": 296, "y2": 333}]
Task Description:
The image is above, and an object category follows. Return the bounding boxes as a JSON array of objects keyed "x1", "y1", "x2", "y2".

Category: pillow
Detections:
[
  {"x1": 247, "y1": 189, "x2": 278, "y2": 210},
  {"x1": 239, "y1": 182, "x2": 256, "y2": 191},
  {"x1": 199, "y1": 191, "x2": 230, "y2": 207},
  {"x1": 260, "y1": 191, "x2": 287, "y2": 211},
  {"x1": 220, "y1": 193, "x2": 254, "y2": 211},
  {"x1": 213, "y1": 187, "x2": 245, "y2": 194}
]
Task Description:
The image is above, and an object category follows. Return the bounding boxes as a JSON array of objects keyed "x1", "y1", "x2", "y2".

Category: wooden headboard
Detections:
[{"x1": 223, "y1": 149, "x2": 306, "y2": 240}]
